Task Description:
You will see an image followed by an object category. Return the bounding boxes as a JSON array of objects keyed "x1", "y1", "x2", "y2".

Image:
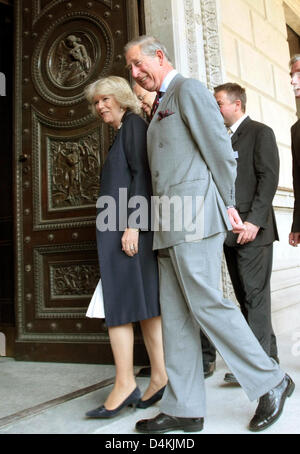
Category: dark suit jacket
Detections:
[
  {"x1": 96, "y1": 112, "x2": 159, "y2": 327},
  {"x1": 225, "y1": 116, "x2": 279, "y2": 247},
  {"x1": 291, "y1": 119, "x2": 300, "y2": 232}
]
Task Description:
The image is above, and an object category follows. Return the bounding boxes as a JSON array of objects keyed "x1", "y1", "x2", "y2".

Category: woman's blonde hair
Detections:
[{"x1": 85, "y1": 76, "x2": 141, "y2": 117}]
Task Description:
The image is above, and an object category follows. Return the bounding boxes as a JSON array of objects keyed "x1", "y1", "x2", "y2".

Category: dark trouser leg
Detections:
[
  {"x1": 200, "y1": 330, "x2": 216, "y2": 364},
  {"x1": 224, "y1": 243, "x2": 278, "y2": 358}
]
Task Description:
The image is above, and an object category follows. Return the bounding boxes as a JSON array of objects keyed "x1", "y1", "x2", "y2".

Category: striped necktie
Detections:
[{"x1": 150, "y1": 91, "x2": 164, "y2": 120}]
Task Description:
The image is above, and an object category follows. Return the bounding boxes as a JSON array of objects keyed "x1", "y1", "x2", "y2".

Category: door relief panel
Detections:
[{"x1": 14, "y1": 0, "x2": 143, "y2": 362}]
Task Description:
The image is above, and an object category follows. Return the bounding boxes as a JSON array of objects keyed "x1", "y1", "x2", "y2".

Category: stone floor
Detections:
[{"x1": 0, "y1": 327, "x2": 299, "y2": 435}]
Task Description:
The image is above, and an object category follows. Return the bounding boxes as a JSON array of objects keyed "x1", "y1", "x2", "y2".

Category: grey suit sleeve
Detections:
[{"x1": 177, "y1": 79, "x2": 236, "y2": 207}]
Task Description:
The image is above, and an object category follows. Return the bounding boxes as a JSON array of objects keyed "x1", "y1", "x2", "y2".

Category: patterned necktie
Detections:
[{"x1": 150, "y1": 91, "x2": 164, "y2": 120}]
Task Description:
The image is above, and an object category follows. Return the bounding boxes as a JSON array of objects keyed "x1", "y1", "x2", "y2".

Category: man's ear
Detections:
[
  {"x1": 235, "y1": 99, "x2": 242, "y2": 112},
  {"x1": 156, "y1": 49, "x2": 164, "y2": 65}
]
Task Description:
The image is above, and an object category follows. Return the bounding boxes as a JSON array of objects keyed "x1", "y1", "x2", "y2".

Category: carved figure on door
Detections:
[{"x1": 55, "y1": 34, "x2": 92, "y2": 87}]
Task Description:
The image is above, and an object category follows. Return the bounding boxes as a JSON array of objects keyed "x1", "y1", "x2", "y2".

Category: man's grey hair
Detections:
[
  {"x1": 289, "y1": 54, "x2": 300, "y2": 68},
  {"x1": 124, "y1": 35, "x2": 172, "y2": 65}
]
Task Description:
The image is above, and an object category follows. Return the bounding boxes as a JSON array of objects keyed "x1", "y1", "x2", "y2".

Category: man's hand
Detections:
[
  {"x1": 237, "y1": 221, "x2": 260, "y2": 245},
  {"x1": 289, "y1": 232, "x2": 300, "y2": 247},
  {"x1": 227, "y1": 207, "x2": 245, "y2": 233}
]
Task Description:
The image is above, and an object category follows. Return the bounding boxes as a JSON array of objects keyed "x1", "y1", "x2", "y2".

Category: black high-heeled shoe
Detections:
[
  {"x1": 85, "y1": 386, "x2": 141, "y2": 418},
  {"x1": 136, "y1": 385, "x2": 166, "y2": 409}
]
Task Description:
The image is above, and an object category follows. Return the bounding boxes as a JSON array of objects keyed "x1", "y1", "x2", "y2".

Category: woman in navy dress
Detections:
[{"x1": 84, "y1": 76, "x2": 167, "y2": 418}]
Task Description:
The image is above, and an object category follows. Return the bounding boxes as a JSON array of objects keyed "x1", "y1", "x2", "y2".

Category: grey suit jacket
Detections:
[{"x1": 147, "y1": 73, "x2": 237, "y2": 250}]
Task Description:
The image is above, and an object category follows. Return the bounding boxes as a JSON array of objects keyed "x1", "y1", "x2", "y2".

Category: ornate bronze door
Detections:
[{"x1": 14, "y1": 0, "x2": 148, "y2": 363}]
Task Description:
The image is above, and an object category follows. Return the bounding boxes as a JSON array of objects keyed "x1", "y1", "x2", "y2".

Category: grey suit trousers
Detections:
[{"x1": 158, "y1": 233, "x2": 285, "y2": 418}]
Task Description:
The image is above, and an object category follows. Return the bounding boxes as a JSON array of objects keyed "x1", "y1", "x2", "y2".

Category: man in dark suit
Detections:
[
  {"x1": 289, "y1": 55, "x2": 300, "y2": 247},
  {"x1": 201, "y1": 83, "x2": 280, "y2": 384}
]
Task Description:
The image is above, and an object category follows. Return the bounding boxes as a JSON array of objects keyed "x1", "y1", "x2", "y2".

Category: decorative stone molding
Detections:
[
  {"x1": 200, "y1": 0, "x2": 224, "y2": 90},
  {"x1": 144, "y1": 0, "x2": 223, "y2": 88}
]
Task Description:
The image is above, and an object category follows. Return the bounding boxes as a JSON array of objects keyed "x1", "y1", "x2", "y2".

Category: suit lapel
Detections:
[
  {"x1": 231, "y1": 116, "x2": 251, "y2": 146},
  {"x1": 156, "y1": 73, "x2": 184, "y2": 114}
]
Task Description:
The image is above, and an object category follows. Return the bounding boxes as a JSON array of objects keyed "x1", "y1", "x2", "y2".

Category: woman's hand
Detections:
[{"x1": 121, "y1": 228, "x2": 139, "y2": 257}]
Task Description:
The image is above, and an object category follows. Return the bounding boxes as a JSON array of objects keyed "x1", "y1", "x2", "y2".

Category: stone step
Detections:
[{"x1": 0, "y1": 328, "x2": 298, "y2": 434}]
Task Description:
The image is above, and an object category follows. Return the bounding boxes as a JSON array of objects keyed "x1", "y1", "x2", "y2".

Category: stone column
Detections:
[{"x1": 144, "y1": 0, "x2": 224, "y2": 87}]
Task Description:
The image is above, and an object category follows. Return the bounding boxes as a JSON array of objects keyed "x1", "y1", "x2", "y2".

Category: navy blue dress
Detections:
[{"x1": 96, "y1": 111, "x2": 160, "y2": 327}]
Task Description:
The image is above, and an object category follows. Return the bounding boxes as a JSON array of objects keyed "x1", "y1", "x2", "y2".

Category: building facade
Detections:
[{"x1": 144, "y1": 0, "x2": 300, "y2": 336}]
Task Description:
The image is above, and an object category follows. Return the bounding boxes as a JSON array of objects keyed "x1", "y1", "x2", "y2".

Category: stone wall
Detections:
[{"x1": 219, "y1": 0, "x2": 300, "y2": 334}]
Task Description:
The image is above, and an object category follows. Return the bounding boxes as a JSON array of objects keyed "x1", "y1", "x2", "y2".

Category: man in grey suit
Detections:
[
  {"x1": 200, "y1": 83, "x2": 280, "y2": 385},
  {"x1": 125, "y1": 36, "x2": 294, "y2": 433},
  {"x1": 289, "y1": 55, "x2": 300, "y2": 247}
]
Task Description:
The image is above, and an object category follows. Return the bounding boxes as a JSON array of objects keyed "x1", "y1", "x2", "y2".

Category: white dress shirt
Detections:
[
  {"x1": 159, "y1": 69, "x2": 178, "y2": 98},
  {"x1": 229, "y1": 114, "x2": 248, "y2": 137}
]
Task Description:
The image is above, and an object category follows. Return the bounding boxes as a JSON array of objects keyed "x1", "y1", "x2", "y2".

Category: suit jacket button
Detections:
[
  {"x1": 159, "y1": 143, "x2": 163, "y2": 148},
  {"x1": 154, "y1": 171, "x2": 159, "y2": 177}
]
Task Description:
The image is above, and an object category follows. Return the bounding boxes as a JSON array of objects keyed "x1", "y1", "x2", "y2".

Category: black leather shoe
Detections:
[
  {"x1": 224, "y1": 372, "x2": 240, "y2": 385},
  {"x1": 136, "y1": 367, "x2": 151, "y2": 377},
  {"x1": 204, "y1": 361, "x2": 216, "y2": 379},
  {"x1": 136, "y1": 412, "x2": 204, "y2": 434},
  {"x1": 136, "y1": 385, "x2": 166, "y2": 409},
  {"x1": 85, "y1": 387, "x2": 141, "y2": 419},
  {"x1": 249, "y1": 374, "x2": 295, "y2": 432}
]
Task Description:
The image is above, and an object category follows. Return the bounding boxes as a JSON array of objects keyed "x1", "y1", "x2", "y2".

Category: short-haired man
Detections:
[
  {"x1": 289, "y1": 55, "x2": 300, "y2": 247},
  {"x1": 125, "y1": 35, "x2": 294, "y2": 434},
  {"x1": 205, "y1": 83, "x2": 280, "y2": 385}
]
